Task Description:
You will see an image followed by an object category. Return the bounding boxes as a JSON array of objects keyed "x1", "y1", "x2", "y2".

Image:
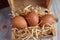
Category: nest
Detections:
[{"x1": 11, "y1": 5, "x2": 56, "y2": 40}]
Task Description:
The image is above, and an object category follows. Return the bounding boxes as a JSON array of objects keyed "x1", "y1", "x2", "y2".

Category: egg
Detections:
[
  {"x1": 39, "y1": 14, "x2": 55, "y2": 27},
  {"x1": 12, "y1": 16, "x2": 27, "y2": 28},
  {"x1": 25, "y1": 11, "x2": 39, "y2": 26}
]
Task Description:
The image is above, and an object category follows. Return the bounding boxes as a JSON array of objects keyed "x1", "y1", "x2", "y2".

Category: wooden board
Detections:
[{"x1": 8, "y1": 0, "x2": 52, "y2": 10}]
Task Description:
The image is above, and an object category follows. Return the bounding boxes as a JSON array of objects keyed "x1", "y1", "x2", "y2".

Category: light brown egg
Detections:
[
  {"x1": 25, "y1": 11, "x2": 39, "y2": 26},
  {"x1": 39, "y1": 14, "x2": 55, "y2": 27},
  {"x1": 12, "y1": 16, "x2": 27, "y2": 28}
]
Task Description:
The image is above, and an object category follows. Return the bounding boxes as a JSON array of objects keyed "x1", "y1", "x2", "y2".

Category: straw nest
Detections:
[{"x1": 11, "y1": 5, "x2": 56, "y2": 40}]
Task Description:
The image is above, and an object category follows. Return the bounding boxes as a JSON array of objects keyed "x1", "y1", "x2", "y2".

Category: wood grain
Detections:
[{"x1": 8, "y1": 0, "x2": 52, "y2": 10}]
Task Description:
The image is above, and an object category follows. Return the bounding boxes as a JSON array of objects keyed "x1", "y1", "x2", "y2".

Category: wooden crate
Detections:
[{"x1": 8, "y1": 0, "x2": 54, "y2": 40}]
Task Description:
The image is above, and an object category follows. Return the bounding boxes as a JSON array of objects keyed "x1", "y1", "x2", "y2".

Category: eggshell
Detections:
[
  {"x1": 39, "y1": 14, "x2": 55, "y2": 27},
  {"x1": 25, "y1": 11, "x2": 39, "y2": 26},
  {"x1": 12, "y1": 16, "x2": 27, "y2": 28}
]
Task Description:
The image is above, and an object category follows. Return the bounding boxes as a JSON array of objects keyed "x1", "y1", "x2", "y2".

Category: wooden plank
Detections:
[
  {"x1": 46, "y1": 0, "x2": 52, "y2": 9},
  {"x1": 8, "y1": 0, "x2": 52, "y2": 10},
  {"x1": 8, "y1": 0, "x2": 15, "y2": 10}
]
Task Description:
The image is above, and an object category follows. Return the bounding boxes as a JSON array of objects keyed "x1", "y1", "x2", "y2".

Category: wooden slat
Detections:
[
  {"x1": 46, "y1": 0, "x2": 52, "y2": 9},
  {"x1": 8, "y1": 0, "x2": 15, "y2": 10}
]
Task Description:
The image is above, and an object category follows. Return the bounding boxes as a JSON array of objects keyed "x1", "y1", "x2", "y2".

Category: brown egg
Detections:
[
  {"x1": 12, "y1": 16, "x2": 27, "y2": 28},
  {"x1": 25, "y1": 11, "x2": 39, "y2": 26},
  {"x1": 39, "y1": 14, "x2": 55, "y2": 27}
]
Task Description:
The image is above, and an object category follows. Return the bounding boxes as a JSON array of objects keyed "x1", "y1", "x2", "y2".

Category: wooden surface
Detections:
[{"x1": 8, "y1": 0, "x2": 52, "y2": 10}]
